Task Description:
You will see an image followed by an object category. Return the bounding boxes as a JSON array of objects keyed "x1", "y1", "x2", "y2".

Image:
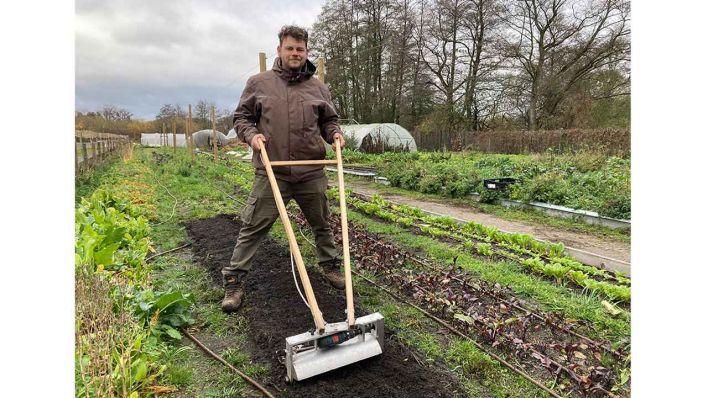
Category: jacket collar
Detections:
[{"x1": 272, "y1": 57, "x2": 317, "y2": 84}]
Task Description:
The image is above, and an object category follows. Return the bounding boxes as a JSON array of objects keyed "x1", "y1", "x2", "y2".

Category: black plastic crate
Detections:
[{"x1": 483, "y1": 178, "x2": 517, "y2": 191}]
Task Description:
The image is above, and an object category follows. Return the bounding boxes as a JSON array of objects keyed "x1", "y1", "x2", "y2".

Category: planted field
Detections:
[
  {"x1": 75, "y1": 146, "x2": 630, "y2": 397},
  {"x1": 344, "y1": 192, "x2": 631, "y2": 303},
  {"x1": 334, "y1": 150, "x2": 631, "y2": 220}
]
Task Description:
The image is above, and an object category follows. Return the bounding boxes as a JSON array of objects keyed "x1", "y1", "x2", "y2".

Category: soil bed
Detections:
[{"x1": 185, "y1": 214, "x2": 467, "y2": 398}]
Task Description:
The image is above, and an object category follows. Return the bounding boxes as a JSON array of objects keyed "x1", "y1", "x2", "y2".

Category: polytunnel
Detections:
[
  {"x1": 140, "y1": 133, "x2": 187, "y2": 147},
  {"x1": 339, "y1": 123, "x2": 417, "y2": 153},
  {"x1": 191, "y1": 129, "x2": 229, "y2": 149},
  {"x1": 140, "y1": 130, "x2": 229, "y2": 148}
]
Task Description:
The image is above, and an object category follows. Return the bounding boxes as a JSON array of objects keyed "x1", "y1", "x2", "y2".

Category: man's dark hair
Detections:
[{"x1": 278, "y1": 25, "x2": 308, "y2": 47}]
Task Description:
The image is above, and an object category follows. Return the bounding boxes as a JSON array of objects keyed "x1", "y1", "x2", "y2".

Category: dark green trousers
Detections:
[{"x1": 224, "y1": 174, "x2": 339, "y2": 279}]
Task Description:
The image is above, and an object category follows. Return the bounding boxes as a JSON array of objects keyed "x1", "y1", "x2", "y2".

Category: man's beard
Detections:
[{"x1": 286, "y1": 58, "x2": 305, "y2": 71}]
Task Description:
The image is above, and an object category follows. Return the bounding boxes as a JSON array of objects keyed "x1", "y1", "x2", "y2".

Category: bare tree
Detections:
[
  {"x1": 310, "y1": 0, "x2": 631, "y2": 135},
  {"x1": 115, "y1": 108, "x2": 133, "y2": 121},
  {"x1": 421, "y1": 0, "x2": 469, "y2": 106},
  {"x1": 459, "y1": 0, "x2": 504, "y2": 130},
  {"x1": 500, "y1": 0, "x2": 630, "y2": 130},
  {"x1": 313, "y1": 0, "x2": 420, "y2": 125},
  {"x1": 194, "y1": 100, "x2": 214, "y2": 130}
]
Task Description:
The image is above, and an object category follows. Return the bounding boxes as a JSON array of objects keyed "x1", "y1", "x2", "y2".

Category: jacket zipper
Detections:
[{"x1": 286, "y1": 81, "x2": 292, "y2": 176}]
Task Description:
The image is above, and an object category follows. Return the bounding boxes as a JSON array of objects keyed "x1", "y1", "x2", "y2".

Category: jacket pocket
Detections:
[{"x1": 302, "y1": 100, "x2": 325, "y2": 129}]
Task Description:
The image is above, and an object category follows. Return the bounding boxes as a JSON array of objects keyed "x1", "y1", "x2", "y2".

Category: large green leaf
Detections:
[
  {"x1": 133, "y1": 359, "x2": 148, "y2": 382},
  {"x1": 153, "y1": 291, "x2": 191, "y2": 311},
  {"x1": 163, "y1": 326, "x2": 182, "y2": 340},
  {"x1": 94, "y1": 243, "x2": 120, "y2": 267}
]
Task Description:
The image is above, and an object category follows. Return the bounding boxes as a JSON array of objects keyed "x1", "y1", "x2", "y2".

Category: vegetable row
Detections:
[{"x1": 337, "y1": 191, "x2": 630, "y2": 303}]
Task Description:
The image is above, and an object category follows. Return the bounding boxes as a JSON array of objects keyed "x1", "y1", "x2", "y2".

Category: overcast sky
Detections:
[{"x1": 76, "y1": 0, "x2": 325, "y2": 119}]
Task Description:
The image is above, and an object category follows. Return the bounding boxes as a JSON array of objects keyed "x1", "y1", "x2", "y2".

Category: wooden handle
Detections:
[
  {"x1": 269, "y1": 159, "x2": 338, "y2": 166},
  {"x1": 335, "y1": 139, "x2": 356, "y2": 327},
  {"x1": 255, "y1": 137, "x2": 326, "y2": 333}
]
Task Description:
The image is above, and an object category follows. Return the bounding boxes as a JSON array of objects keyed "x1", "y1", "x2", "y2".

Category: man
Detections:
[{"x1": 222, "y1": 25, "x2": 346, "y2": 313}]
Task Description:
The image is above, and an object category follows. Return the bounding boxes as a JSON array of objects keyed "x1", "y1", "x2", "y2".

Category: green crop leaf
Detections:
[
  {"x1": 164, "y1": 326, "x2": 182, "y2": 340},
  {"x1": 94, "y1": 243, "x2": 120, "y2": 268},
  {"x1": 454, "y1": 313, "x2": 474, "y2": 324},
  {"x1": 601, "y1": 300, "x2": 622, "y2": 316},
  {"x1": 132, "y1": 334, "x2": 143, "y2": 351},
  {"x1": 153, "y1": 291, "x2": 188, "y2": 311},
  {"x1": 133, "y1": 359, "x2": 148, "y2": 382}
]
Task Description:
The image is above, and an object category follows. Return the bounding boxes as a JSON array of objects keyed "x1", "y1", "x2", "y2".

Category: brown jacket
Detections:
[{"x1": 233, "y1": 57, "x2": 340, "y2": 182}]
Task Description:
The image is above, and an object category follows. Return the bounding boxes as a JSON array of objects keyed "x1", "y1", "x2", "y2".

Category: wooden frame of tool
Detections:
[{"x1": 255, "y1": 137, "x2": 355, "y2": 333}]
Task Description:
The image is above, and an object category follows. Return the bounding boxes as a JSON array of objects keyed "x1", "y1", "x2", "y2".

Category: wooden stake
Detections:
[
  {"x1": 317, "y1": 58, "x2": 325, "y2": 83},
  {"x1": 185, "y1": 111, "x2": 189, "y2": 155},
  {"x1": 211, "y1": 106, "x2": 217, "y2": 161},
  {"x1": 188, "y1": 104, "x2": 195, "y2": 164},
  {"x1": 259, "y1": 52, "x2": 267, "y2": 72},
  {"x1": 172, "y1": 118, "x2": 177, "y2": 154}
]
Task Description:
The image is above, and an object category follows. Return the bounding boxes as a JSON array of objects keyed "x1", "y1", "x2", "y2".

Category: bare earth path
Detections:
[{"x1": 337, "y1": 179, "x2": 631, "y2": 272}]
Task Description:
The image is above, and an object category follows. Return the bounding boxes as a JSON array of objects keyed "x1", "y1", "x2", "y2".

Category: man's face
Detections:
[{"x1": 277, "y1": 36, "x2": 308, "y2": 71}]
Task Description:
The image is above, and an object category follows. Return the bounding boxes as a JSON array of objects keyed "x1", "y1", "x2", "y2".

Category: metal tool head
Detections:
[{"x1": 284, "y1": 312, "x2": 384, "y2": 382}]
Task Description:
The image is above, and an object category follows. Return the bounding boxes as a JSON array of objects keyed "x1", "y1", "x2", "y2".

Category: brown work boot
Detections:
[
  {"x1": 221, "y1": 272, "x2": 246, "y2": 313},
  {"x1": 320, "y1": 260, "x2": 345, "y2": 290}
]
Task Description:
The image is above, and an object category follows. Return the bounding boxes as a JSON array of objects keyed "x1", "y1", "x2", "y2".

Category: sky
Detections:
[{"x1": 76, "y1": 0, "x2": 326, "y2": 119}]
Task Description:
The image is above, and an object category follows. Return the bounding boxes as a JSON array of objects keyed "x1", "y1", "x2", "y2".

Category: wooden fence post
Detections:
[
  {"x1": 98, "y1": 133, "x2": 103, "y2": 161},
  {"x1": 75, "y1": 133, "x2": 79, "y2": 174},
  {"x1": 91, "y1": 135, "x2": 96, "y2": 166},
  {"x1": 211, "y1": 106, "x2": 217, "y2": 161},
  {"x1": 91, "y1": 136, "x2": 97, "y2": 167},
  {"x1": 259, "y1": 52, "x2": 267, "y2": 73},
  {"x1": 81, "y1": 131, "x2": 89, "y2": 171}
]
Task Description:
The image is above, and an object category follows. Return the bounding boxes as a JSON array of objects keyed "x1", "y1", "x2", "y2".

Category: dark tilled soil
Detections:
[{"x1": 185, "y1": 214, "x2": 466, "y2": 398}]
